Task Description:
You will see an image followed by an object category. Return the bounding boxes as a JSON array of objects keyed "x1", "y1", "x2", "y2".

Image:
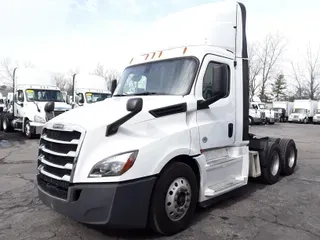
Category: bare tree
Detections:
[
  {"x1": 258, "y1": 33, "x2": 287, "y2": 102},
  {"x1": 290, "y1": 61, "x2": 307, "y2": 99},
  {"x1": 92, "y1": 63, "x2": 121, "y2": 89},
  {"x1": 304, "y1": 43, "x2": 320, "y2": 99},
  {"x1": 55, "y1": 73, "x2": 71, "y2": 93},
  {"x1": 248, "y1": 43, "x2": 262, "y2": 101},
  {"x1": 0, "y1": 57, "x2": 35, "y2": 85}
]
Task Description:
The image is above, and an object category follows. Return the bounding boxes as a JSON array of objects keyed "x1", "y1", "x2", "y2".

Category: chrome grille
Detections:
[{"x1": 37, "y1": 123, "x2": 85, "y2": 200}]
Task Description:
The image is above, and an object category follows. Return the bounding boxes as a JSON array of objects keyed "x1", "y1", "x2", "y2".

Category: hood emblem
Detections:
[{"x1": 52, "y1": 124, "x2": 65, "y2": 130}]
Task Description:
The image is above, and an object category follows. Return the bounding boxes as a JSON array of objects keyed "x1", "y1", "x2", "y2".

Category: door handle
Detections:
[{"x1": 228, "y1": 123, "x2": 233, "y2": 138}]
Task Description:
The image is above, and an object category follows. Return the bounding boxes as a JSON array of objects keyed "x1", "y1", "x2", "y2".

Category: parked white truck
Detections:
[
  {"x1": 312, "y1": 101, "x2": 320, "y2": 124},
  {"x1": 36, "y1": 2, "x2": 298, "y2": 236},
  {"x1": 288, "y1": 99, "x2": 318, "y2": 123},
  {"x1": 0, "y1": 68, "x2": 71, "y2": 138},
  {"x1": 249, "y1": 102, "x2": 266, "y2": 125},
  {"x1": 72, "y1": 73, "x2": 112, "y2": 106},
  {"x1": 272, "y1": 101, "x2": 294, "y2": 122}
]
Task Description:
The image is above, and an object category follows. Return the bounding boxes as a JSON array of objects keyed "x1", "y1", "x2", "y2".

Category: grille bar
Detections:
[
  {"x1": 38, "y1": 165, "x2": 71, "y2": 181},
  {"x1": 42, "y1": 134, "x2": 80, "y2": 145},
  {"x1": 39, "y1": 155, "x2": 73, "y2": 170},
  {"x1": 39, "y1": 145, "x2": 77, "y2": 157}
]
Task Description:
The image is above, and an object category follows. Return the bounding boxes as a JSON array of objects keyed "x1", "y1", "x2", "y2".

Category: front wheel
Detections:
[
  {"x1": 24, "y1": 120, "x2": 34, "y2": 139},
  {"x1": 303, "y1": 118, "x2": 307, "y2": 124},
  {"x1": 148, "y1": 162, "x2": 199, "y2": 236},
  {"x1": 2, "y1": 116, "x2": 13, "y2": 132}
]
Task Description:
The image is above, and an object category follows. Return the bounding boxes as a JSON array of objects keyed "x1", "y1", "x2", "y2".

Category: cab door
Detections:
[
  {"x1": 195, "y1": 54, "x2": 235, "y2": 149},
  {"x1": 14, "y1": 89, "x2": 25, "y2": 118}
]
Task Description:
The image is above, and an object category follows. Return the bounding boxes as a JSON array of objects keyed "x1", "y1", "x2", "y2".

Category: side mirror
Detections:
[
  {"x1": 79, "y1": 98, "x2": 84, "y2": 104},
  {"x1": 111, "y1": 79, "x2": 117, "y2": 95},
  {"x1": 211, "y1": 64, "x2": 228, "y2": 97},
  {"x1": 127, "y1": 98, "x2": 143, "y2": 112},
  {"x1": 44, "y1": 101, "x2": 55, "y2": 113}
]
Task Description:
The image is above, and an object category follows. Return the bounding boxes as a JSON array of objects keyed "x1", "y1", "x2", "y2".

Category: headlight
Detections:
[
  {"x1": 34, "y1": 115, "x2": 46, "y2": 123},
  {"x1": 88, "y1": 150, "x2": 138, "y2": 178}
]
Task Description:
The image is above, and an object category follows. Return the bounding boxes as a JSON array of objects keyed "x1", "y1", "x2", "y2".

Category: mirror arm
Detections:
[
  {"x1": 105, "y1": 107, "x2": 141, "y2": 137},
  {"x1": 197, "y1": 94, "x2": 224, "y2": 110}
]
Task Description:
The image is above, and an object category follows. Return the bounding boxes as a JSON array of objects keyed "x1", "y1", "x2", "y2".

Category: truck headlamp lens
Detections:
[
  {"x1": 88, "y1": 150, "x2": 138, "y2": 178},
  {"x1": 34, "y1": 115, "x2": 46, "y2": 123}
]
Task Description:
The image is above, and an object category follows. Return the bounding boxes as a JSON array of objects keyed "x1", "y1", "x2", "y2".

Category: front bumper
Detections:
[
  {"x1": 30, "y1": 121, "x2": 45, "y2": 134},
  {"x1": 37, "y1": 174, "x2": 157, "y2": 228}
]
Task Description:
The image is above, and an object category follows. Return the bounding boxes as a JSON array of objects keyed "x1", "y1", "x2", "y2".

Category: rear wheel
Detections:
[
  {"x1": 279, "y1": 139, "x2": 297, "y2": 176},
  {"x1": 260, "y1": 142, "x2": 281, "y2": 185},
  {"x1": 148, "y1": 162, "x2": 198, "y2": 236}
]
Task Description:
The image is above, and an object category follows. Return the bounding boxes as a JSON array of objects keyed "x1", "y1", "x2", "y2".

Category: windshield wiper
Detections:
[
  {"x1": 33, "y1": 101, "x2": 40, "y2": 112},
  {"x1": 127, "y1": 92, "x2": 168, "y2": 96}
]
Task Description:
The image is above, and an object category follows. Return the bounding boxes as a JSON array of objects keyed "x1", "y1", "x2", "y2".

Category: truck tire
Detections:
[
  {"x1": 24, "y1": 120, "x2": 34, "y2": 139},
  {"x1": 303, "y1": 118, "x2": 307, "y2": 124},
  {"x1": 260, "y1": 142, "x2": 281, "y2": 185},
  {"x1": 148, "y1": 161, "x2": 198, "y2": 236},
  {"x1": 249, "y1": 116, "x2": 254, "y2": 125},
  {"x1": 0, "y1": 115, "x2": 3, "y2": 131},
  {"x1": 268, "y1": 137, "x2": 280, "y2": 144},
  {"x1": 2, "y1": 116, "x2": 13, "y2": 132},
  {"x1": 279, "y1": 139, "x2": 297, "y2": 176}
]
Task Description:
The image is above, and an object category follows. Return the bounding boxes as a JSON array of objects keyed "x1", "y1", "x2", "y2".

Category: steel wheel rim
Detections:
[
  {"x1": 3, "y1": 119, "x2": 7, "y2": 130},
  {"x1": 271, "y1": 151, "x2": 280, "y2": 176},
  {"x1": 25, "y1": 123, "x2": 30, "y2": 136},
  {"x1": 165, "y1": 177, "x2": 192, "y2": 222},
  {"x1": 288, "y1": 147, "x2": 295, "y2": 168}
]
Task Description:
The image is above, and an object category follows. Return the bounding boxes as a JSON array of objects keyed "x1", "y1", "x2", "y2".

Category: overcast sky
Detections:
[{"x1": 0, "y1": 0, "x2": 319, "y2": 77}]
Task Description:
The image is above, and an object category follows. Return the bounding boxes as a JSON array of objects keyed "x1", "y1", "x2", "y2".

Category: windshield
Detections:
[
  {"x1": 25, "y1": 89, "x2": 64, "y2": 102},
  {"x1": 273, "y1": 108, "x2": 283, "y2": 112},
  {"x1": 113, "y1": 58, "x2": 198, "y2": 96},
  {"x1": 293, "y1": 108, "x2": 307, "y2": 114},
  {"x1": 85, "y1": 92, "x2": 111, "y2": 103},
  {"x1": 258, "y1": 104, "x2": 265, "y2": 109}
]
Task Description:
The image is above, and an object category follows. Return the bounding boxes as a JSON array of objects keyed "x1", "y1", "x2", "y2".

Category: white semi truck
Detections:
[
  {"x1": 288, "y1": 99, "x2": 318, "y2": 123},
  {"x1": 72, "y1": 73, "x2": 112, "y2": 106},
  {"x1": 249, "y1": 102, "x2": 266, "y2": 125},
  {"x1": 36, "y1": 2, "x2": 298, "y2": 236},
  {"x1": 272, "y1": 101, "x2": 294, "y2": 122},
  {"x1": 312, "y1": 101, "x2": 320, "y2": 124},
  {"x1": 0, "y1": 68, "x2": 71, "y2": 138}
]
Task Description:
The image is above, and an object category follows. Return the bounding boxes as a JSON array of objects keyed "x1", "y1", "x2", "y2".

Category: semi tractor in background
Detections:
[
  {"x1": 36, "y1": 2, "x2": 298, "y2": 236},
  {"x1": 288, "y1": 99, "x2": 318, "y2": 123},
  {"x1": 272, "y1": 101, "x2": 294, "y2": 122},
  {"x1": 0, "y1": 67, "x2": 71, "y2": 138},
  {"x1": 249, "y1": 101, "x2": 266, "y2": 124},
  {"x1": 312, "y1": 101, "x2": 320, "y2": 124},
  {"x1": 72, "y1": 73, "x2": 112, "y2": 106}
]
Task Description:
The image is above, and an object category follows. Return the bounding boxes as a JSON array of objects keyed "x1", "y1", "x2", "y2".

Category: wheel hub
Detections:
[
  {"x1": 165, "y1": 177, "x2": 191, "y2": 221},
  {"x1": 288, "y1": 147, "x2": 295, "y2": 168},
  {"x1": 271, "y1": 151, "x2": 280, "y2": 176}
]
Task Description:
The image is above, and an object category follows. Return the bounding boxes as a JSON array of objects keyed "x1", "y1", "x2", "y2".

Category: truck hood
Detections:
[
  {"x1": 49, "y1": 96, "x2": 186, "y2": 130},
  {"x1": 34, "y1": 101, "x2": 71, "y2": 111}
]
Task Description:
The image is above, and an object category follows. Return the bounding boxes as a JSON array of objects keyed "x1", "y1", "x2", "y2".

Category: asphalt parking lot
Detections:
[{"x1": 0, "y1": 123, "x2": 320, "y2": 240}]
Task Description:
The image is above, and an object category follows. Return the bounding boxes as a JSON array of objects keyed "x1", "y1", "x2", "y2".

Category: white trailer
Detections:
[
  {"x1": 0, "y1": 68, "x2": 71, "y2": 138},
  {"x1": 72, "y1": 73, "x2": 112, "y2": 106},
  {"x1": 272, "y1": 101, "x2": 294, "y2": 122},
  {"x1": 36, "y1": 2, "x2": 298, "y2": 236},
  {"x1": 288, "y1": 99, "x2": 318, "y2": 123},
  {"x1": 312, "y1": 101, "x2": 320, "y2": 124}
]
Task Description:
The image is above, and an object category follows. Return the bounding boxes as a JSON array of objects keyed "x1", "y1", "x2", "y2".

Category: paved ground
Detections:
[{"x1": 0, "y1": 123, "x2": 320, "y2": 240}]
